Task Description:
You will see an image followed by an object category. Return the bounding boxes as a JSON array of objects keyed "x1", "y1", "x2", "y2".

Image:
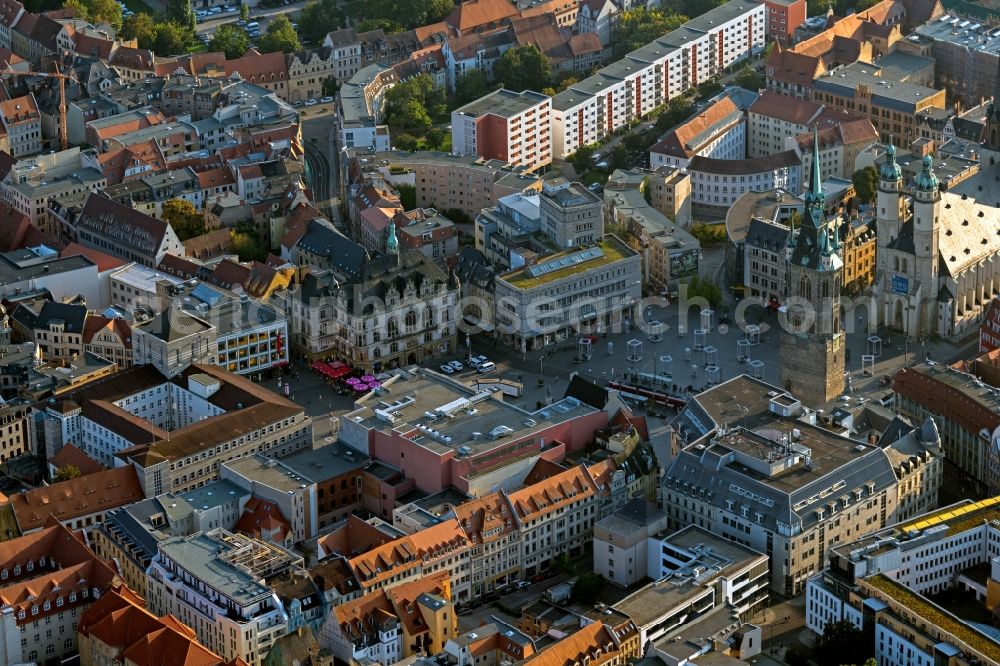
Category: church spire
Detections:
[
  {"x1": 386, "y1": 222, "x2": 399, "y2": 256},
  {"x1": 804, "y1": 126, "x2": 824, "y2": 212}
]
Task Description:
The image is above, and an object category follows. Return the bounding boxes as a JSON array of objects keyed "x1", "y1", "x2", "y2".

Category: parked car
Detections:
[
  {"x1": 448, "y1": 360, "x2": 463, "y2": 371},
  {"x1": 470, "y1": 355, "x2": 488, "y2": 367},
  {"x1": 320, "y1": 96, "x2": 334, "y2": 104},
  {"x1": 595, "y1": 160, "x2": 608, "y2": 169},
  {"x1": 305, "y1": 98, "x2": 318, "y2": 106},
  {"x1": 439, "y1": 364, "x2": 455, "y2": 374},
  {"x1": 477, "y1": 361, "x2": 496, "y2": 374},
  {"x1": 515, "y1": 580, "x2": 531, "y2": 590},
  {"x1": 292, "y1": 100, "x2": 303, "y2": 107}
]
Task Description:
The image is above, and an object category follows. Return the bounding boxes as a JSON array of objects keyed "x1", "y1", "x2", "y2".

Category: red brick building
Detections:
[{"x1": 763, "y1": 0, "x2": 806, "y2": 43}]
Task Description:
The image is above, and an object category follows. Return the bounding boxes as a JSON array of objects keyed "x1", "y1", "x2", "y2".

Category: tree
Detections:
[
  {"x1": 425, "y1": 127, "x2": 445, "y2": 149},
  {"x1": 553, "y1": 554, "x2": 575, "y2": 576},
  {"x1": 852, "y1": 166, "x2": 879, "y2": 204},
  {"x1": 54, "y1": 465, "x2": 81, "y2": 482},
  {"x1": 298, "y1": 0, "x2": 343, "y2": 45},
  {"x1": 393, "y1": 133, "x2": 419, "y2": 151},
  {"x1": 240, "y1": 2, "x2": 249, "y2": 20},
  {"x1": 684, "y1": 276, "x2": 722, "y2": 308},
  {"x1": 570, "y1": 144, "x2": 595, "y2": 175},
  {"x1": 734, "y1": 65, "x2": 765, "y2": 91},
  {"x1": 209, "y1": 24, "x2": 251, "y2": 58},
  {"x1": 397, "y1": 184, "x2": 416, "y2": 210},
  {"x1": 452, "y1": 69, "x2": 490, "y2": 107},
  {"x1": 121, "y1": 12, "x2": 157, "y2": 48},
  {"x1": 613, "y1": 8, "x2": 688, "y2": 59},
  {"x1": 444, "y1": 208, "x2": 472, "y2": 225},
  {"x1": 260, "y1": 15, "x2": 301, "y2": 54},
  {"x1": 231, "y1": 231, "x2": 266, "y2": 261},
  {"x1": 90, "y1": 0, "x2": 123, "y2": 30},
  {"x1": 161, "y1": 199, "x2": 205, "y2": 241},
  {"x1": 152, "y1": 21, "x2": 192, "y2": 56},
  {"x1": 165, "y1": 0, "x2": 195, "y2": 28},
  {"x1": 385, "y1": 74, "x2": 447, "y2": 131},
  {"x1": 571, "y1": 574, "x2": 605, "y2": 604},
  {"x1": 65, "y1": 0, "x2": 89, "y2": 20},
  {"x1": 322, "y1": 77, "x2": 339, "y2": 97},
  {"x1": 493, "y1": 45, "x2": 551, "y2": 93},
  {"x1": 697, "y1": 78, "x2": 722, "y2": 99},
  {"x1": 346, "y1": 0, "x2": 453, "y2": 30},
  {"x1": 556, "y1": 76, "x2": 577, "y2": 92},
  {"x1": 356, "y1": 17, "x2": 403, "y2": 33},
  {"x1": 813, "y1": 620, "x2": 869, "y2": 666},
  {"x1": 655, "y1": 95, "x2": 693, "y2": 132}
]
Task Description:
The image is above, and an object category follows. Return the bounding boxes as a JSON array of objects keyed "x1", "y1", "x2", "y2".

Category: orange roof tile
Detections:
[
  {"x1": 49, "y1": 443, "x2": 104, "y2": 476},
  {"x1": 60, "y1": 242, "x2": 128, "y2": 273},
  {"x1": 0, "y1": 93, "x2": 37, "y2": 123},
  {"x1": 447, "y1": 0, "x2": 519, "y2": 31},
  {"x1": 234, "y1": 497, "x2": 291, "y2": 542},
  {"x1": 520, "y1": 623, "x2": 618, "y2": 666},
  {"x1": 10, "y1": 466, "x2": 144, "y2": 532},
  {"x1": 506, "y1": 464, "x2": 597, "y2": 520},
  {"x1": 453, "y1": 492, "x2": 516, "y2": 543},
  {"x1": 650, "y1": 96, "x2": 742, "y2": 159}
]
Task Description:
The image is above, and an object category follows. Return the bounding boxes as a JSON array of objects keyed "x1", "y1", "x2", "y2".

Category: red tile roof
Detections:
[
  {"x1": 650, "y1": 96, "x2": 742, "y2": 159},
  {"x1": 49, "y1": 443, "x2": 104, "y2": 477},
  {"x1": 10, "y1": 466, "x2": 144, "y2": 532},
  {"x1": 60, "y1": 242, "x2": 128, "y2": 273},
  {"x1": 235, "y1": 497, "x2": 291, "y2": 543},
  {"x1": 447, "y1": 0, "x2": 520, "y2": 31}
]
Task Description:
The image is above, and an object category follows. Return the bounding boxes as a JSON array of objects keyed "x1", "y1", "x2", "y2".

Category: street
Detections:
[
  {"x1": 194, "y1": 1, "x2": 307, "y2": 36},
  {"x1": 301, "y1": 106, "x2": 344, "y2": 228}
]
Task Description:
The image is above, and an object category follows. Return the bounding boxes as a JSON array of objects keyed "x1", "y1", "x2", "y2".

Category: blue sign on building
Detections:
[{"x1": 892, "y1": 275, "x2": 909, "y2": 295}]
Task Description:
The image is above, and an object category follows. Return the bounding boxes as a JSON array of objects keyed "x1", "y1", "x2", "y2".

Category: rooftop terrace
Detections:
[{"x1": 500, "y1": 235, "x2": 633, "y2": 288}]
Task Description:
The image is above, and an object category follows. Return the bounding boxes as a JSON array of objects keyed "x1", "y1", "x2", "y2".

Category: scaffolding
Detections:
[
  {"x1": 748, "y1": 359, "x2": 764, "y2": 380},
  {"x1": 579, "y1": 337, "x2": 593, "y2": 361},
  {"x1": 658, "y1": 355, "x2": 673, "y2": 378},
  {"x1": 746, "y1": 324, "x2": 760, "y2": 345},
  {"x1": 737, "y1": 339, "x2": 750, "y2": 362},
  {"x1": 212, "y1": 529, "x2": 302, "y2": 580},
  {"x1": 626, "y1": 339, "x2": 643, "y2": 362},
  {"x1": 705, "y1": 364, "x2": 720, "y2": 385}
]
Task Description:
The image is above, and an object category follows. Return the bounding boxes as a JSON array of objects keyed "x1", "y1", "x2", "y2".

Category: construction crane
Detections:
[{"x1": 3, "y1": 63, "x2": 77, "y2": 151}]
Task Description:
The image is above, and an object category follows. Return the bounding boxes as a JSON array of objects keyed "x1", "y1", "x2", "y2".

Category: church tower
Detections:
[
  {"x1": 876, "y1": 144, "x2": 904, "y2": 244},
  {"x1": 912, "y1": 154, "x2": 941, "y2": 332},
  {"x1": 779, "y1": 128, "x2": 846, "y2": 407},
  {"x1": 987, "y1": 56, "x2": 1000, "y2": 150}
]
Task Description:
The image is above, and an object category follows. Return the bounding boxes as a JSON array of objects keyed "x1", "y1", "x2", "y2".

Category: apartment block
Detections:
[
  {"x1": 806, "y1": 497, "x2": 1000, "y2": 666},
  {"x1": 0, "y1": 94, "x2": 41, "y2": 157},
  {"x1": 551, "y1": 0, "x2": 765, "y2": 158},
  {"x1": 665, "y1": 375, "x2": 943, "y2": 596},
  {"x1": 451, "y1": 89, "x2": 552, "y2": 172},
  {"x1": 763, "y1": 0, "x2": 806, "y2": 42},
  {"x1": 147, "y1": 529, "x2": 302, "y2": 666}
]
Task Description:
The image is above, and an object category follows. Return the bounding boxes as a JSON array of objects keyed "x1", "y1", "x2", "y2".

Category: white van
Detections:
[
  {"x1": 477, "y1": 361, "x2": 496, "y2": 374},
  {"x1": 245, "y1": 21, "x2": 260, "y2": 29}
]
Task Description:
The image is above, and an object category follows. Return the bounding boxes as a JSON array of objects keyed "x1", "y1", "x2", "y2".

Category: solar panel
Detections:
[{"x1": 525, "y1": 247, "x2": 606, "y2": 278}]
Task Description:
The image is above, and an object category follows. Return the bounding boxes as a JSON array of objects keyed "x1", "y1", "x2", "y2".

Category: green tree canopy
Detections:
[
  {"x1": 259, "y1": 15, "x2": 301, "y2": 54},
  {"x1": 684, "y1": 275, "x2": 722, "y2": 308},
  {"x1": 814, "y1": 620, "x2": 869, "y2": 666},
  {"x1": 356, "y1": 17, "x2": 403, "y2": 33},
  {"x1": 493, "y1": 45, "x2": 551, "y2": 93},
  {"x1": 121, "y1": 12, "x2": 157, "y2": 48},
  {"x1": 571, "y1": 574, "x2": 605, "y2": 604},
  {"x1": 614, "y1": 8, "x2": 688, "y2": 59},
  {"x1": 240, "y1": 2, "x2": 249, "y2": 20},
  {"x1": 734, "y1": 65, "x2": 765, "y2": 91},
  {"x1": 852, "y1": 166, "x2": 879, "y2": 204},
  {"x1": 655, "y1": 95, "x2": 694, "y2": 132},
  {"x1": 54, "y1": 465, "x2": 81, "y2": 482},
  {"x1": 384, "y1": 74, "x2": 447, "y2": 132},
  {"x1": 298, "y1": 0, "x2": 343, "y2": 44},
  {"x1": 90, "y1": 0, "x2": 123, "y2": 30},
  {"x1": 346, "y1": 0, "x2": 453, "y2": 30},
  {"x1": 161, "y1": 199, "x2": 205, "y2": 241},
  {"x1": 209, "y1": 24, "x2": 251, "y2": 59},
  {"x1": 452, "y1": 69, "x2": 490, "y2": 107},
  {"x1": 152, "y1": 21, "x2": 192, "y2": 56},
  {"x1": 569, "y1": 144, "x2": 595, "y2": 175}
]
